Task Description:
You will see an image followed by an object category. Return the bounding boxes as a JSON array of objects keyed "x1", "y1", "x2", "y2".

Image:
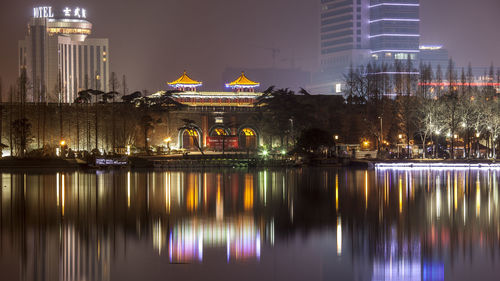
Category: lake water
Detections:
[{"x1": 0, "y1": 167, "x2": 499, "y2": 281}]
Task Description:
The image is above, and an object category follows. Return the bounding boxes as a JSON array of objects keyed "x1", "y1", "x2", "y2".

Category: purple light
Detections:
[
  {"x1": 369, "y1": 34, "x2": 420, "y2": 38},
  {"x1": 369, "y1": 3, "x2": 420, "y2": 8},
  {"x1": 369, "y1": 18, "x2": 420, "y2": 23},
  {"x1": 375, "y1": 163, "x2": 500, "y2": 170}
]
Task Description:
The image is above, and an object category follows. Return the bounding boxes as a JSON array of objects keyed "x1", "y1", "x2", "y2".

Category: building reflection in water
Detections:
[{"x1": 1, "y1": 168, "x2": 500, "y2": 280}]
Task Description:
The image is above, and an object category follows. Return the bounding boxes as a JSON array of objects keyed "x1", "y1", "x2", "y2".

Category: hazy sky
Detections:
[{"x1": 1, "y1": 0, "x2": 499, "y2": 93}]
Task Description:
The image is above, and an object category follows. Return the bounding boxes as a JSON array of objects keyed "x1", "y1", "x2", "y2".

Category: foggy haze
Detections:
[{"x1": 0, "y1": 0, "x2": 499, "y2": 94}]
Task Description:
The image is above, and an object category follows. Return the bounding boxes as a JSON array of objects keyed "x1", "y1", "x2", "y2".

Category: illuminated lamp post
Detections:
[
  {"x1": 164, "y1": 137, "x2": 172, "y2": 154},
  {"x1": 398, "y1": 134, "x2": 403, "y2": 158},
  {"x1": 476, "y1": 132, "x2": 481, "y2": 158},
  {"x1": 59, "y1": 140, "x2": 67, "y2": 158}
]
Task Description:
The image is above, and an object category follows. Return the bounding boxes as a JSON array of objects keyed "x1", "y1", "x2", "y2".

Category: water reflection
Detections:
[{"x1": 1, "y1": 168, "x2": 500, "y2": 280}]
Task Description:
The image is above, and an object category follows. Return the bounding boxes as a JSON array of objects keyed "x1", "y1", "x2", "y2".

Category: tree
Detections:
[
  {"x1": 179, "y1": 119, "x2": 204, "y2": 155},
  {"x1": 295, "y1": 128, "x2": 334, "y2": 154},
  {"x1": 12, "y1": 118, "x2": 32, "y2": 157}
]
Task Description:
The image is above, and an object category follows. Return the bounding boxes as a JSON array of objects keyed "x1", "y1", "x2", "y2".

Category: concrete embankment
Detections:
[{"x1": 129, "y1": 155, "x2": 295, "y2": 169}]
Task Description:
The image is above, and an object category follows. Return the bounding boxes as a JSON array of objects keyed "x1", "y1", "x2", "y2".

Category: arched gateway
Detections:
[{"x1": 238, "y1": 127, "x2": 258, "y2": 150}]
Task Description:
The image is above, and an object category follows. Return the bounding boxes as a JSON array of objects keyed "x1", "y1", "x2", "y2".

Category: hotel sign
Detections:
[{"x1": 33, "y1": 6, "x2": 87, "y2": 19}]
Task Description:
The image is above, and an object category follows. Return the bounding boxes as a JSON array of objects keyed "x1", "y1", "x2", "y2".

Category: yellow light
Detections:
[
  {"x1": 363, "y1": 141, "x2": 369, "y2": 146},
  {"x1": 398, "y1": 134, "x2": 403, "y2": 139},
  {"x1": 335, "y1": 173, "x2": 339, "y2": 211},
  {"x1": 60, "y1": 140, "x2": 66, "y2": 146},
  {"x1": 164, "y1": 137, "x2": 172, "y2": 143},
  {"x1": 399, "y1": 178, "x2": 403, "y2": 213},
  {"x1": 334, "y1": 135, "x2": 339, "y2": 140}
]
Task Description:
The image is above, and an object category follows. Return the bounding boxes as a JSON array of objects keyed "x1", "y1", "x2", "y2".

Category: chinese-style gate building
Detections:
[{"x1": 164, "y1": 71, "x2": 263, "y2": 151}]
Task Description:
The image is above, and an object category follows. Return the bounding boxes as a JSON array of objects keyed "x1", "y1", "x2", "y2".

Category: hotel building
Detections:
[{"x1": 19, "y1": 6, "x2": 109, "y2": 103}]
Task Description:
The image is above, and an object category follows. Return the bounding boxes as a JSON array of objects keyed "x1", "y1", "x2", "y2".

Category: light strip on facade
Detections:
[
  {"x1": 369, "y1": 18, "x2": 420, "y2": 23},
  {"x1": 369, "y1": 34, "x2": 420, "y2": 38},
  {"x1": 370, "y1": 49, "x2": 420, "y2": 53},
  {"x1": 370, "y1": 72, "x2": 420, "y2": 75},
  {"x1": 419, "y1": 45, "x2": 443, "y2": 50},
  {"x1": 369, "y1": 3, "x2": 420, "y2": 8}
]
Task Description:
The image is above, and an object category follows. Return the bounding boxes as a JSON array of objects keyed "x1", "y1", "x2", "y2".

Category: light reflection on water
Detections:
[{"x1": 0, "y1": 168, "x2": 500, "y2": 280}]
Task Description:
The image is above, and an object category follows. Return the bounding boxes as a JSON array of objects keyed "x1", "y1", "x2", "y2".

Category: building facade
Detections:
[
  {"x1": 319, "y1": 0, "x2": 371, "y2": 81},
  {"x1": 311, "y1": 0, "x2": 420, "y2": 94},
  {"x1": 369, "y1": 0, "x2": 420, "y2": 64},
  {"x1": 19, "y1": 6, "x2": 109, "y2": 103}
]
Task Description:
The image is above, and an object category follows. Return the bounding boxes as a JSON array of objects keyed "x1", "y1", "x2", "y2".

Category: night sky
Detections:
[{"x1": 0, "y1": 0, "x2": 499, "y2": 94}]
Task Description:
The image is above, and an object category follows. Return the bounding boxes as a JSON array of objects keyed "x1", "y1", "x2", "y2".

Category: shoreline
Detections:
[{"x1": 1, "y1": 157, "x2": 500, "y2": 171}]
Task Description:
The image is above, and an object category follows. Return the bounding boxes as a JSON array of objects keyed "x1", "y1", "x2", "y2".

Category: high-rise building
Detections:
[
  {"x1": 311, "y1": 0, "x2": 420, "y2": 94},
  {"x1": 319, "y1": 0, "x2": 371, "y2": 80},
  {"x1": 19, "y1": 6, "x2": 109, "y2": 103},
  {"x1": 419, "y1": 45, "x2": 449, "y2": 71},
  {"x1": 369, "y1": 0, "x2": 420, "y2": 64}
]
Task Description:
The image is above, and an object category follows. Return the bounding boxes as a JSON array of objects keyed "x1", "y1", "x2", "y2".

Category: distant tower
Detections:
[
  {"x1": 167, "y1": 71, "x2": 203, "y2": 92},
  {"x1": 19, "y1": 6, "x2": 110, "y2": 103},
  {"x1": 225, "y1": 72, "x2": 260, "y2": 93}
]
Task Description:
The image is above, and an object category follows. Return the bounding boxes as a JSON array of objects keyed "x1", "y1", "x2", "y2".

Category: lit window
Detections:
[
  {"x1": 242, "y1": 128, "x2": 255, "y2": 136},
  {"x1": 335, "y1": 83, "x2": 342, "y2": 93}
]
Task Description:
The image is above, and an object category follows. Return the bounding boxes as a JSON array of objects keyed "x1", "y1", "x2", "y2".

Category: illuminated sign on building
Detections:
[
  {"x1": 33, "y1": 7, "x2": 54, "y2": 18},
  {"x1": 33, "y1": 6, "x2": 87, "y2": 19}
]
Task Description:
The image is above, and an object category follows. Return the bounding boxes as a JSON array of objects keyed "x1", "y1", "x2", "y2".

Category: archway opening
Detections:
[
  {"x1": 239, "y1": 128, "x2": 257, "y2": 150},
  {"x1": 182, "y1": 129, "x2": 199, "y2": 150}
]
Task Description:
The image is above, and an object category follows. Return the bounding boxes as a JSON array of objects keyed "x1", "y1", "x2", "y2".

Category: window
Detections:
[{"x1": 335, "y1": 83, "x2": 342, "y2": 93}]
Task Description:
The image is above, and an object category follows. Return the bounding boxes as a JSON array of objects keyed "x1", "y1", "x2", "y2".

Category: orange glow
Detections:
[
  {"x1": 335, "y1": 173, "x2": 339, "y2": 211},
  {"x1": 187, "y1": 175, "x2": 199, "y2": 212},
  {"x1": 244, "y1": 175, "x2": 254, "y2": 210}
]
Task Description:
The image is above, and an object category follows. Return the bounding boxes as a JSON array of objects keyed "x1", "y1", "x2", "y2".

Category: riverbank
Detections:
[{"x1": 2, "y1": 155, "x2": 499, "y2": 171}]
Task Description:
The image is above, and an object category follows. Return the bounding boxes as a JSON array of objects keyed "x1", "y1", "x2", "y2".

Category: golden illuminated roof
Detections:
[
  {"x1": 168, "y1": 71, "x2": 202, "y2": 88},
  {"x1": 226, "y1": 72, "x2": 260, "y2": 89}
]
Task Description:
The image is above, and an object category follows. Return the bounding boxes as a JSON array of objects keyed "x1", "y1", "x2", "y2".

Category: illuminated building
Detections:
[
  {"x1": 161, "y1": 71, "x2": 263, "y2": 150},
  {"x1": 369, "y1": 0, "x2": 420, "y2": 63},
  {"x1": 18, "y1": 6, "x2": 109, "y2": 103},
  {"x1": 419, "y1": 45, "x2": 449, "y2": 70},
  {"x1": 318, "y1": 0, "x2": 371, "y2": 83},
  {"x1": 310, "y1": 0, "x2": 420, "y2": 94}
]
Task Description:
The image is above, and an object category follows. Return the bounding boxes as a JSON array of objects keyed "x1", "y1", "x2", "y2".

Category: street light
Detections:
[
  {"x1": 334, "y1": 135, "x2": 339, "y2": 140},
  {"x1": 164, "y1": 137, "x2": 172, "y2": 153},
  {"x1": 60, "y1": 140, "x2": 66, "y2": 146}
]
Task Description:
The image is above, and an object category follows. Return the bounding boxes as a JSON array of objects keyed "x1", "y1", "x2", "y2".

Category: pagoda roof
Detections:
[
  {"x1": 168, "y1": 71, "x2": 202, "y2": 88},
  {"x1": 225, "y1": 72, "x2": 260, "y2": 88}
]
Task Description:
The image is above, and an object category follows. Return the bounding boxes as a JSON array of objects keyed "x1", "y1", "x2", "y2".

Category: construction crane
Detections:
[{"x1": 252, "y1": 45, "x2": 281, "y2": 68}]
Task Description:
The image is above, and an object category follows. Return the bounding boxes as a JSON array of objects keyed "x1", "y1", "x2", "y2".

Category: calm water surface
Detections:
[{"x1": 0, "y1": 167, "x2": 499, "y2": 281}]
